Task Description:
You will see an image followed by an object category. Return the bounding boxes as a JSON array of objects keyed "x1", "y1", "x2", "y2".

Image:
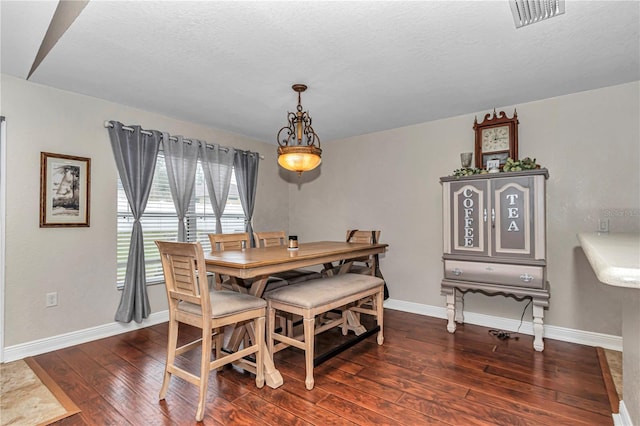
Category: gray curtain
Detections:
[
  {"x1": 234, "y1": 150, "x2": 260, "y2": 247},
  {"x1": 200, "y1": 143, "x2": 235, "y2": 234},
  {"x1": 108, "y1": 121, "x2": 160, "y2": 323},
  {"x1": 163, "y1": 134, "x2": 199, "y2": 241}
]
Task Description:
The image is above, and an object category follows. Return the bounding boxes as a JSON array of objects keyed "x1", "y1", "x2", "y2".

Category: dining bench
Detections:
[{"x1": 265, "y1": 273, "x2": 384, "y2": 390}]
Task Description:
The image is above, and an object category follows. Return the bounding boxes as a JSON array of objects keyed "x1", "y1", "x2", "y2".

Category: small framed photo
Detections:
[
  {"x1": 40, "y1": 152, "x2": 91, "y2": 227},
  {"x1": 486, "y1": 159, "x2": 501, "y2": 171}
]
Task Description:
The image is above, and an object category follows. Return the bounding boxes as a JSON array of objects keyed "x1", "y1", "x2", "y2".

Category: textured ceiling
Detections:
[{"x1": 2, "y1": 1, "x2": 639, "y2": 144}]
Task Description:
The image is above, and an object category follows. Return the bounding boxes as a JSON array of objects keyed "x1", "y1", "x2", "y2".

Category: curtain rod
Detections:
[{"x1": 103, "y1": 121, "x2": 264, "y2": 159}]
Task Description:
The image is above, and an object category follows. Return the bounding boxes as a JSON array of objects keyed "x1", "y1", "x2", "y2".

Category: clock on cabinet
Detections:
[{"x1": 474, "y1": 109, "x2": 518, "y2": 169}]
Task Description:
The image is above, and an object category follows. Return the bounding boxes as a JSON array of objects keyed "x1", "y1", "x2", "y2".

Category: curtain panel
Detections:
[
  {"x1": 163, "y1": 134, "x2": 199, "y2": 242},
  {"x1": 106, "y1": 120, "x2": 261, "y2": 322},
  {"x1": 107, "y1": 121, "x2": 160, "y2": 323},
  {"x1": 200, "y1": 144, "x2": 235, "y2": 234},
  {"x1": 234, "y1": 150, "x2": 260, "y2": 247}
]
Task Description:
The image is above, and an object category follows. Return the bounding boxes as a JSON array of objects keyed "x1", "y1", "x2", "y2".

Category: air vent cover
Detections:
[{"x1": 510, "y1": 0, "x2": 565, "y2": 28}]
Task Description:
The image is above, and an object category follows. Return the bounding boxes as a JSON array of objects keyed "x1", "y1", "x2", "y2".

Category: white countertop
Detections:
[{"x1": 577, "y1": 232, "x2": 640, "y2": 289}]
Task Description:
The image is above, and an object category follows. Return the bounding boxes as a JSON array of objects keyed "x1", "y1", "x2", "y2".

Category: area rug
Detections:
[
  {"x1": 0, "y1": 357, "x2": 80, "y2": 425},
  {"x1": 597, "y1": 347, "x2": 623, "y2": 414},
  {"x1": 604, "y1": 348, "x2": 623, "y2": 400}
]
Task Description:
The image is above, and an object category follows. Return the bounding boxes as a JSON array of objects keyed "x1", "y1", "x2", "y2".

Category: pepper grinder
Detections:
[{"x1": 288, "y1": 235, "x2": 299, "y2": 250}]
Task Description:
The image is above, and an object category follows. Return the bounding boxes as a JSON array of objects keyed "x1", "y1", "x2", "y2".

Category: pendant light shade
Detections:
[{"x1": 276, "y1": 84, "x2": 322, "y2": 174}]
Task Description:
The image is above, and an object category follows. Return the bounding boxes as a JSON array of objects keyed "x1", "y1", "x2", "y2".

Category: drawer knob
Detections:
[
  {"x1": 520, "y1": 274, "x2": 534, "y2": 283},
  {"x1": 452, "y1": 268, "x2": 463, "y2": 276}
]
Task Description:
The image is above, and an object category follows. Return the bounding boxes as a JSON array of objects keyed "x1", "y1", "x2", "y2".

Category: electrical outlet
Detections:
[
  {"x1": 46, "y1": 292, "x2": 58, "y2": 307},
  {"x1": 598, "y1": 219, "x2": 609, "y2": 233}
]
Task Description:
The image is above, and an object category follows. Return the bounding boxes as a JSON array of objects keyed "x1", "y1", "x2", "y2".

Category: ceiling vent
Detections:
[{"x1": 509, "y1": 0, "x2": 565, "y2": 28}]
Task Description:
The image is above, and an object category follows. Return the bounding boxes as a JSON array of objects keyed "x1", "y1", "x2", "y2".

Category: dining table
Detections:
[{"x1": 204, "y1": 240, "x2": 388, "y2": 389}]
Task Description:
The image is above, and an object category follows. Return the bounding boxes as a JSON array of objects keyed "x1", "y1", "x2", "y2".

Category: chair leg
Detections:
[
  {"x1": 286, "y1": 314, "x2": 295, "y2": 337},
  {"x1": 267, "y1": 305, "x2": 276, "y2": 358},
  {"x1": 159, "y1": 317, "x2": 178, "y2": 400},
  {"x1": 376, "y1": 289, "x2": 384, "y2": 345},
  {"x1": 255, "y1": 316, "x2": 265, "y2": 388},
  {"x1": 214, "y1": 328, "x2": 224, "y2": 371},
  {"x1": 196, "y1": 326, "x2": 212, "y2": 422},
  {"x1": 303, "y1": 317, "x2": 315, "y2": 390}
]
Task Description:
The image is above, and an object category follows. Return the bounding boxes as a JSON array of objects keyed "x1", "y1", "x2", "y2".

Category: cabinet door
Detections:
[
  {"x1": 491, "y1": 176, "x2": 535, "y2": 258},
  {"x1": 448, "y1": 180, "x2": 488, "y2": 256}
]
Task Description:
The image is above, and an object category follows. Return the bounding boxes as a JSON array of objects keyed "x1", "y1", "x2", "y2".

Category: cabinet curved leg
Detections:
[
  {"x1": 455, "y1": 291, "x2": 464, "y2": 324},
  {"x1": 532, "y1": 302, "x2": 545, "y2": 351},
  {"x1": 445, "y1": 290, "x2": 457, "y2": 333}
]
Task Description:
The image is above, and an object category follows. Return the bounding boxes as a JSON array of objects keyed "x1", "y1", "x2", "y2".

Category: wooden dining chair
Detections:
[
  {"x1": 253, "y1": 231, "x2": 286, "y2": 248},
  {"x1": 344, "y1": 229, "x2": 381, "y2": 275},
  {"x1": 208, "y1": 233, "x2": 251, "y2": 291},
  {"x1": 323, "y1": 230, "x2": 381, "y2": 276},
  {"x1": 155, "y1": 240, "x2": 266, "y2": 422},
  {"x1": 208, "y1": 232, "x2": 250, "y2": 251},
  {"x1": 253, "y1": 231, "x2": 322, "y2": 285}
]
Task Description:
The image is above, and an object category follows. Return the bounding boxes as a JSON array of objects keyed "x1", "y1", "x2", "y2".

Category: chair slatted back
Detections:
[
  {"x1": 345, "y1": 230, "x2": 381, "y2": 265},
  {"x1": 254, "y1": 231, "x2": 286, "y2": 248},
  {"x1": 346, "y1": 230, "x2": 381, "y2": 244},
  {"x1": 208, "y1": 233, "x2": 250, "y2": 290},
  {"x1": 208, "y1": 233, "x2": 250, "y2": 251},
  {"x1": 156, "y1": 241, "x2": 210, "y2": 315}
]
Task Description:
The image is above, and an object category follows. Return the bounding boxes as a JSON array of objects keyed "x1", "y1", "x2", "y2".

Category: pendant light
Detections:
[{"x1": 277, "y1": 84, "x2": 322, "y2": 174}]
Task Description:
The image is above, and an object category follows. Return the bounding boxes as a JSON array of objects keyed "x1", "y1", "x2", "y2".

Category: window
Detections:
[{"x1": 116, "y1": 152, "x2": 245, "y2": 287}]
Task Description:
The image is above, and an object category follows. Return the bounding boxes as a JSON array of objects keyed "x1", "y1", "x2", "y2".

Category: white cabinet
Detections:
[{"x1": 440, "y1": 169, "x2": 550, "y2": 351}]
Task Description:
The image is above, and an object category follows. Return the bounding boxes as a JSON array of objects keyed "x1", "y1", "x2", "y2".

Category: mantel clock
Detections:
[{"x1": 473, "y1": 109, "x2": 518, "y2": 169}]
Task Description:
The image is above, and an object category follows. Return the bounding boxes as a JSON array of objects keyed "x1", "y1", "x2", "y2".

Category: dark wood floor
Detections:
[{"x1": 35, "y1": 309, "x2": 613, "y2": 425}]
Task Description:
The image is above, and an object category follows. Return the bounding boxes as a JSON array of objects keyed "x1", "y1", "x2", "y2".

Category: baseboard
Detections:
[
  {"x1": 2, "y1": 299, "x2": 624, "y2": 363},
  {"x1": 3, "y1": 310, "x2": 169, "y2": 362},
  {"x1": 384, "y1": 298, "x2": 623, "y2": 351},
  {"x1": 613, "y1": 401, "x2": 633, "y2": 426}
]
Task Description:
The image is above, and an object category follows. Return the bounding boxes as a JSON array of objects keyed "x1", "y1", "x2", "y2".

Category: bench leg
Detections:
[{"x1": 303, "y1": 317, "x2": 315, "y2": 390}]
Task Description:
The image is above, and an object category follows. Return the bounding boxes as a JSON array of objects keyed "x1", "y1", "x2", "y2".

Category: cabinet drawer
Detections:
[{"x1": 444, "y1": 260, "x2": 544, "y2": 289}]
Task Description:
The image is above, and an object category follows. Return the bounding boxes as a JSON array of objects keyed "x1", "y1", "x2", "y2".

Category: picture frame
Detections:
[
  {"x1": 486, "y1": 159, "x2": 501, "y2": 171},
  {"x1": 473, "y1": 109, "x2": 519, "y2": 169},
  {"x1": 40, "y1": 152, "x2": 91, "y2": 227}
]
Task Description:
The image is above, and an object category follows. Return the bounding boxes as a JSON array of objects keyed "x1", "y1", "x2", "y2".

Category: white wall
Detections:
[
  {"x1": 290, "y1": 81, "x2": 640, "y2": 336},
  {"x1": 0, "y1": 74, "x2": 289, "y2": 347},
  {"x1": 1, "y1": 74, "x2": 638, "y2": 351}
]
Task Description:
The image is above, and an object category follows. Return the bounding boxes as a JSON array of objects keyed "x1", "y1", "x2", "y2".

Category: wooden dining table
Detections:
[{"x1": 204, "y1": 240, "x2": 388, "y2": 388}]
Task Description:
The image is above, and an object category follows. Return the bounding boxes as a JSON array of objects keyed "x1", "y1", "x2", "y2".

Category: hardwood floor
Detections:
[{"x1": 35, "y1": 309, "x2": 613, "y2": 425}]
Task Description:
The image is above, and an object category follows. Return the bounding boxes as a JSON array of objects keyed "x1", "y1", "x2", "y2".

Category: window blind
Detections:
[{"x1": 116, "y1": 152, "x2": 245, "y2": 287}]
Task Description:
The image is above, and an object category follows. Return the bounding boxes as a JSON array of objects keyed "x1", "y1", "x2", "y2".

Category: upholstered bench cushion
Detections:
[
  {"x1": 265, "y1": 273, "x2": 383, "y2": 309},
  {"x1": 178, "y1": 290, "x2": 266, "y2": 318}
]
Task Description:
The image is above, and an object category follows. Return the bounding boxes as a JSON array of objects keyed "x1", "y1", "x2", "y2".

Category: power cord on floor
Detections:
[
  {"x1": 489, "y1": 329, "x2": 517, "y2": 340},
  {"x1": 488, "y1": 299, "x2": 533, "y2": 342}
]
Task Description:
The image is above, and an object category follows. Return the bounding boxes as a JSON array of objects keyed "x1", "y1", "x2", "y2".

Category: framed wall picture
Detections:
[
  {"x1": 40, "y1": 152, "x2": 91, "y2": 227},
  {"x1": 473, "y1": 109, "x2": 519, "y2": 169}
]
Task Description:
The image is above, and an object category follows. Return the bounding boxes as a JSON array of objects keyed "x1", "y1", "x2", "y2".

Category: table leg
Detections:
[
  {"x1": 226, "y1": 275, "x2": 283, "y2": 388},
  {"x1": 344, "y1": 310, "x2": 367, "y2": 335},
  {"x1": 262, "y1": 341, "x2": 284, "y2": 388}
]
